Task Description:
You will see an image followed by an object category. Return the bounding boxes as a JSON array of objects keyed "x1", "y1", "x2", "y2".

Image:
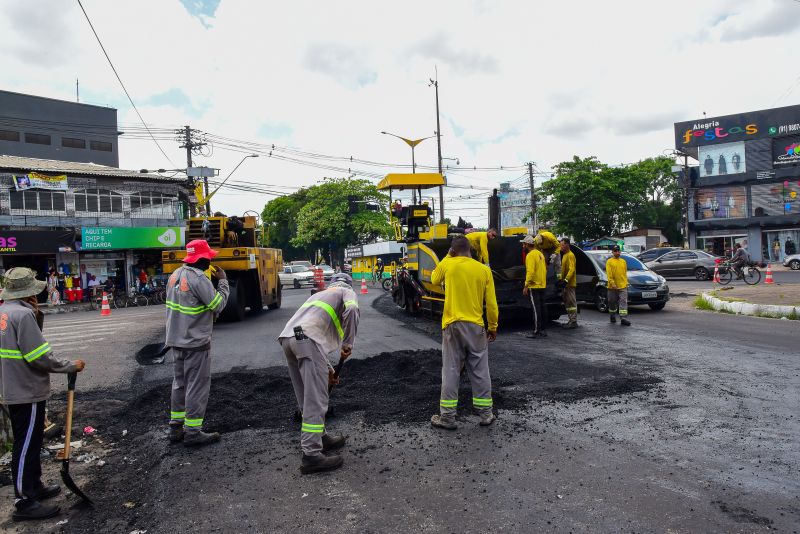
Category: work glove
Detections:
[{"x1": 340, "y1": 346, "x2": 352, "y2": 360}]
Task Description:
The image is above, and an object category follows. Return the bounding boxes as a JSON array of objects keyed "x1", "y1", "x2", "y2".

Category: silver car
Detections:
[
  {"x1": 645, "y1": 249, "x2": 720, "y2": 280},
  {"x1": 783, "y1": 254, "x2": 800, "y2": 270}
]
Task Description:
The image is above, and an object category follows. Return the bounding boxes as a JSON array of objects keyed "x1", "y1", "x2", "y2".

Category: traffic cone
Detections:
[
  {"x1": 713, "y1": 265, "x2": 720, "y2": 284},
  {"x1": 360, "y1": 277, "x2": 368, "y2": 295},
  {"x1": 100, "y1": 291, "x2": 111, "y2": 316},
  {"x1": 765, "y1": 263, "x2": 774, "y2": 284}
]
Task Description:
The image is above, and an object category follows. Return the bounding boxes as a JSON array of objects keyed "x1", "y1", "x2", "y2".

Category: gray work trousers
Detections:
[
  {"x1": 563, "y1": 286, "x2": 578, "y2": 324},
  {"x1": 439, "y1": 321, "x2": 493, "y2": 418},
  {"x1": 280, "y1": 337, "x2": 330, "y2": 456},
  {"x1": 608, "y1": 288, "x2": 628, "y2": 317},
  {"x1": 170, "y1": 348, "x2": 212, "y2": 433}
]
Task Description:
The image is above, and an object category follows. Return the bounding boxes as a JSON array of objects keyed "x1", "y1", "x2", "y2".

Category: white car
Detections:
[
  {"x1": 279, "y1": 265, "x2": 315, "y2": 288},
  {"x1": 783, "y1": 254, "x2": 800, "y2": 270}
]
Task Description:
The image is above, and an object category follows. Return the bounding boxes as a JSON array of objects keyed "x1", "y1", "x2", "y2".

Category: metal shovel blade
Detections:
[
  {"x1": 60, "y1": 372, "x2": 93, "y2": 505},
  {"x1": 60, "y1": 459, "x2": 93, "y2": 505},
  {"x1": 135, "y1": 342, "x2": 170, "y2": 365}
]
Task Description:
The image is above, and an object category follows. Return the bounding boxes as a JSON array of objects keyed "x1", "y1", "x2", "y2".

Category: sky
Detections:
[{"x1": 2, "y1": 0, "x2": 800, "y2": 227}]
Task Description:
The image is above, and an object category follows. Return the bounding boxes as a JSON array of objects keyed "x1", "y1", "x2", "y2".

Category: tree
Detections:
[
  {"x1": 626, "y1": 157, "x2": 683, "y2": 244},
  {"x1": 261, "y1": 189, "x2": 314, "y2": 261}
]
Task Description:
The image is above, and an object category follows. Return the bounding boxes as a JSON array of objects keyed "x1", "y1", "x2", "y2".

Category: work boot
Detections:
[
  {"x1": 621, "y1": 318, "x2": 631, "y2": 326},
  {"x1": 30, "y1": 484, "x2": 61, "y2": 501},
  {"x1": 562, "y1": 322, "x2": 577, "y2": 329},
  {"x1": 167, "y1": 422, "x2": 184, "y2": 443},
  {"x1": 479, "y1": 413, "x2": 496, "y2": 426},
  {"x1": 12, "y1": 500, "x2": 60, "y2": 522},
  {"x1": 430, "y1": 414, "x2": 458, "y2": 430},
  {"x1": 525, "y1": 332, "x2": 538, "y2": 339},
  {"x1": 322, "y1": 434, "x2": 347, "y2": 452},
  {"x1": 610, "y1": 315, "x2": 616, "y2": 323},
  {"x1": 300, "y1": 453, "x2": 343, "y2": 475},
  {"x1": 183, "y1": 430, "x2": 220, "y2": 447},
  {"x1": 538, "y1": 330, "x2": 547, "y2": 337}
]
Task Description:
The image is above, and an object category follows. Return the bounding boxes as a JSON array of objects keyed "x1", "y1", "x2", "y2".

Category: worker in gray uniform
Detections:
[
  {"x1": 278, "y1": 273, "x2": 360, "y2": 474},
  {"x1": 0, "y1": 268, "x2": 85, "y2": 522},
  {"x1": 166, "y1": 239, "x2": 229, "y2": 447}
]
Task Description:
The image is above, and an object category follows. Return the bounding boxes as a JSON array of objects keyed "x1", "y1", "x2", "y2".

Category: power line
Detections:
[{"x1": 75, "y1": 0, "x2": 175, "y2": 166}]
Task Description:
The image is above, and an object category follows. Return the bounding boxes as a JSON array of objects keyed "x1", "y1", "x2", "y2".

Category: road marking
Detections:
[{"x1": 46, "y1": 321, "x2": 139, "y2": 332}]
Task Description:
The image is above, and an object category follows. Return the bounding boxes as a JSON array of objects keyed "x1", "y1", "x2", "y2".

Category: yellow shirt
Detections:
[
  {"x1": 431, "y1": 255, "x2": 499, "y2": 332},
  {"x1": 524, "y1": 249, "x2": 546, "y2": 289},
  {"x1": 561, "y1": 250, "x2": 576, "y2": 287},
  {"x1": 466, "y1": 232, "x2": 490, "y2": 264},
  {"x1": 606, "y1": 257, "x2": 628, "y2": 289}
]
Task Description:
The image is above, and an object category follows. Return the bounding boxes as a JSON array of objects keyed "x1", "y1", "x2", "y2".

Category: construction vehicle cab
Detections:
[{"x1": 162, "y1": 214, "x2": 283, "y2": 321}]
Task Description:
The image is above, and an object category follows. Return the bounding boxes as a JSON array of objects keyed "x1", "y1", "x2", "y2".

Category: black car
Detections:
[
  {"x1": 636, "y1": 247, "x2": 679, "y2": 263},
  {"x1": 578, "y1": 251, "x2": 670, "y2": 312}
]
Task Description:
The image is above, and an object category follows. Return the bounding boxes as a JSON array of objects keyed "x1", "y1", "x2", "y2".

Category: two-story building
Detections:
[{"x1": 675, "y1": 104, "x2": 800, "y2": 262}]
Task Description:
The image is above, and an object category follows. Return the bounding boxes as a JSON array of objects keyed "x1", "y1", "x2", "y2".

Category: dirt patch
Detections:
[{"x1": 713, "y1": 501, "x2": 774, "y2": 526}]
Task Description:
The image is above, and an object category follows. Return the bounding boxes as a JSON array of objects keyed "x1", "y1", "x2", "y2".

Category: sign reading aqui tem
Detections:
[{"x1": 81, "y1": 227, "x2": 185, "y2": 250}]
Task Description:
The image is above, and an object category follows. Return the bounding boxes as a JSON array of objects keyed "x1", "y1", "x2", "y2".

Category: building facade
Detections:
[
  {"x1": 674, "y1": 104, "x2": 800, "y2": 262},
  {"x1": 0, "y1": 90, "x2": 120, "y2": 167}
]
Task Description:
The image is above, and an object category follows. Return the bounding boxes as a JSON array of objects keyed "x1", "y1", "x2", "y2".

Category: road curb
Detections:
[{"x1": 701, "y1": 292, "x2": 799, "y2": 319}]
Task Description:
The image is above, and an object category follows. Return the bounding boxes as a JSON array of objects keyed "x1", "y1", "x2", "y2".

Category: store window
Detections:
[
  {"x1": 9, "y1": 189, "x2": 67, "y2": 213},
  {"x1": 74, "y1": 188, "x2": 123, "y2": 214},
  {"x1": 130, "y1": 191, "x2": 179, "y2": 218},
  {"x1": 762, "y1": 229, "x2": 800, "y2": 263},
  {"x1": 751, "y1": 181, "x2": 800, "y2": 217},
  {"x1": 693, "y1": 186, "x2": 747, "y2": 220},
  {"x1": 696, "y1": 235, "x2": 747, "y2": 258}
]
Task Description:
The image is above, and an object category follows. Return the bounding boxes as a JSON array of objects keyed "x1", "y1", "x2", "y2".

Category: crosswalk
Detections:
[{"x1": 44, "y1": 307, "x2": 165, "y2": 355}]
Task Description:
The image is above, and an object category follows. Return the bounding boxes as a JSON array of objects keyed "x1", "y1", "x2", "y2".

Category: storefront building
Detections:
[{"x1": 675, "y1": 104, "x2": 800, "y2": 262}]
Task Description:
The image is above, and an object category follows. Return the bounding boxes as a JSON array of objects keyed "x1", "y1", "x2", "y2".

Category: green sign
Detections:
[{"x1": 81, "y1": 227, "x2": 185, "y2": 250}]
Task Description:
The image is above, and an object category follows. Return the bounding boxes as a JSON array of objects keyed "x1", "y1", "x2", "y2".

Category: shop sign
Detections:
[
  {"x1": 0, "y1": 230, "x2": 75, "y2": 254},
  {"x1": 344, "y1": 245, "x2": 363, "y2": 259},
  {"x1": 773, "y1": 134, "x2": 800, "y2": 167},
  {"x1": 756, "y1": 171, "x2": 776, "y2": 180},
  {"x1": 81, "y1": 227, "x2": 185, "y2": 250},
  {"x1": 674, "y1": 103, "x2": 800, "y2": 148},
  {"x1": 13, "y1": 172, "x2": 68, "y2": 191}
]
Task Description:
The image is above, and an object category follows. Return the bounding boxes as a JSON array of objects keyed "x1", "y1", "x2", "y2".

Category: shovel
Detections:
[
  {"x1": 135, "y1": 342, "x2": 170, "y2": 366},
  {"x1": 57, "y1": 372, "x2": 93, "y2": 505}
]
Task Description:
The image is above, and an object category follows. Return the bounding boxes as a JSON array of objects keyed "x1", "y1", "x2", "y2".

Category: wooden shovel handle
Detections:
[{"x1": 62, "y1": 372, "x2": 77, "y2": 460}]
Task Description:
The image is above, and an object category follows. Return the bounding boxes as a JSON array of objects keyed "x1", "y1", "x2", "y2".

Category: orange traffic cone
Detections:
[
  {"x1": 765, "y1": 263, "x2": 774, "y2": 284},
  {"x1": 360, "y1": 277, "x2": 368, "y2": 295},
  {"x1": 100, "y1": 291, "x2": 111, "y2": 316},
  {"x1": 713, "y1": 265, "x2": 720, "y2": 284}
]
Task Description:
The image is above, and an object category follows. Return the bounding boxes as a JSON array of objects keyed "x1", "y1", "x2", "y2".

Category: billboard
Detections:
[
  {"x1": 751, "y1": 181, "x2": 800, "y2": 216},
  {"x1": 674, "y1": 103, "x2": 800, "y2": 148},
  {"x1": 698, "y1": 142, "x2": 746, "y2": 177},
  {"x1": 81, "y1": 227, "x2": 185, "y2": 250},
  {"x1": 0, "y1": 230, "x2": 75, "y2": 254},
  {"x1": 694, "y1": 186, "x2": 747, "y2": 220},
  {"x1": 13, "y1": 172, "x2": 68, "y2": 191},
  {"x1": 498, "y1": 189, "x2": 532, "y2": 230},
  {"x1": 772, "y1": 134, "x2": 800, "y2": 167}
]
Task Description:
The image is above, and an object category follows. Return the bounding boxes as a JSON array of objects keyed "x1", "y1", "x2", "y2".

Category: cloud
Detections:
[
  {"x1": 408, "y1": 32, "x2": 499, "y2": 75},
  {"x1": 717, "y1": 1, "x2": 800, "y2": 42},
  {"x1": 544, "y1": 118, "x2": 596, "y2": 139},
  {"x1": 146, "y1": 88, "x2": 205, "y2": 117},
  {"x1": 4, "y1": 0, "x2": 74, "y2": 66},
  {"x1": 302, "y1": 43, "x2": 377, "y2": 89},
  {"x1": 606, "y1": 112, "x2": 680, "y2": 136},
  {"x1": 257, "y1": 121, "x2": 293, "y2": 141}
]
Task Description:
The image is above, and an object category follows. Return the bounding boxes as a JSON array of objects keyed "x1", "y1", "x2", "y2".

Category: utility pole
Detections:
[
  {"x1": 683, "y1": 152, "x2": 690, "y2": 248},
  {"x1": 431, "y1": 71, "x2": 445, "y2": 223},
  {"x1": 76, "y1": 78, "x2": 79, "y2": 103},
  {"x1": 179, "y1": 126, "x2": 207, "y2": 215},
  {"x1": 528, "y1": 161, "x2": 537, "y2": 233}
]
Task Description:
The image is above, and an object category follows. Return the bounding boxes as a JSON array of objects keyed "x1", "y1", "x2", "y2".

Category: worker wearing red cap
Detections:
[{"x1": 165, "y1": 239, "x2": 229, "y2": 447}]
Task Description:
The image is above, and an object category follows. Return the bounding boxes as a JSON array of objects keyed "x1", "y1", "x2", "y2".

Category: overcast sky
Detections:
[{"x1": 2, "y1": 0, "x2": 800, "y2": 226}]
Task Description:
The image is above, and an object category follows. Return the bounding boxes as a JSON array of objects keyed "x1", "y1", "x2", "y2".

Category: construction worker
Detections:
[
  {"x1": 606, "y1": 245, "x2": 631, "y2": 326},
  {"x1": 0, "y1": 268, "x2": 85, "y2": 522},
  {"x1": 521, "y1": 235, "x2": 547, "y2": 338},
  {"x1": 278, "y1": 273, "x2": 359, "y2": 474},
  {"x1": 430, "y1": 235, "x2": 499, "y2": 430},
  {"x1": 166, "y1": 239, "x2": 229, "y2": 447},
  {"x1": 559, "y1": 238, "x2": 578, "y2": 328},
  {"x1": 466, "y1": 228, "x2": 498, "y2": 266}
]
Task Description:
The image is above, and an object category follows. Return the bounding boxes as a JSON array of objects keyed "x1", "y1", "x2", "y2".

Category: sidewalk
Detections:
[
  {"x1": 700, "y1": 283, "x2": 800, "y2": 319},
  {"x1": 40, "y1": 302, "x2": 93, "y2": 315}
]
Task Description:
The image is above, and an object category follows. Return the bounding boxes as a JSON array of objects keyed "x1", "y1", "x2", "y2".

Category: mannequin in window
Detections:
[
  {"x1": 704, "y1": 155, "x2": 714, "y2": 176},
  {"x1": 731, "y1": 153, "x2": 741, "y2": 172},
  {"x1": 718, "y1": 154, "x2": 727, "y2": 175}
]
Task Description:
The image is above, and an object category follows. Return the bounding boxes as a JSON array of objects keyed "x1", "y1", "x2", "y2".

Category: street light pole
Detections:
[
  {"x1": 381, "y1": 131, "x2": 436, "y2": 204},
  {"x1": 204, "y1": 154, "x2": 259, "y2": 213},
  {"x1": 430, "y1": 72, "x2": 445, "y2": 223}
]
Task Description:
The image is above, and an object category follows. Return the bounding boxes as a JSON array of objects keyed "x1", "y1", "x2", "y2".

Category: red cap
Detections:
[{"x1": 183, "y1": 239, "x2": 218, "y2": 263}]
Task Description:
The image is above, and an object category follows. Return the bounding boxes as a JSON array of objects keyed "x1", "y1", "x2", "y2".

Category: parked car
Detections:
[
  {"x1": 783, "y1": 254, "x2": 800, "y2": 270},
  {"x1": 645, "y1": 249, "x2": 719, "y2": 280},
  {"x1": 316, "y1": 264, "x2": 335, "y2": 281},
  {"x1": 279, "y1": 265, "x2": 315, "y2": 288},
  {"x1": 636, "y1": 247, "x2": 679, "y2": 263},
  {"x1": 290, "y1": 260, "x2": 314, "y2": 269},
  {"x1": 579, "y1": 251, "x2": 670, "y2": 312}
]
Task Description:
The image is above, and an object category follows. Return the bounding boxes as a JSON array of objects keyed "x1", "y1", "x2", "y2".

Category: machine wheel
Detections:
[
  {"x1": 222, "y1": 279, "x2": 247, "y2": 321},
  {"x1": 649, "y1": 302, "x2": 666, "y2": 311},
  {"x1": 594, "y1": 288, "x2": 609, "y2": 313},
  {"x1": 267, "y1": 284, "x2": 282, "y2": 310},
  {"x1": 790, "y1": 259, "x2": 800, "y2": 271},
  {"x1": 694, "y1": 267, "x2": 710, "y2": 281},
  {"x1": 293, "y1": 279, "x2": 301, "y2": 289}
]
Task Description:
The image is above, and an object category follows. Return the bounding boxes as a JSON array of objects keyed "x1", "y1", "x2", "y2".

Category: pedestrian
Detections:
[
  {"x1": 466, "y1": 228, "x2": 498, "y2": 266},
  {"x1": 165, "y1": 239, "x2": 229, "y2": 447},
  {"x1": 606, "y1": 246, "x2": 631, "y2": 327},
  {"x1": 559, "y1": 238, "x2": 578, "y2": 328},
  {"x1": 0, "y1": 268, "x2": 85, "y2": 521},
  {"x1": 430, "y1": 235, "x2": 499, "y2": 430},
  {"x1": 521, "y1": 235, "x2": 547, "y2": 338},
  {"x1": 278, "y1": 273, "x2": 359, "y2": 474}
]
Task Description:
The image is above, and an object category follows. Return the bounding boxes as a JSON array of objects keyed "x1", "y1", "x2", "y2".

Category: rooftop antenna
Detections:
[{"x1": 76, "y1": 78, "x2": 80, "y2": 103}]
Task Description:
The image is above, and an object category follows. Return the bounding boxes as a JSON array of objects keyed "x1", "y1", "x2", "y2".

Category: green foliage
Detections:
[
  {"x1": 261, "y1": 190, "x2": 312, "y2": 260},
  {"x1": 694, "y1": 295, "x2": 715, "y2": 310}
]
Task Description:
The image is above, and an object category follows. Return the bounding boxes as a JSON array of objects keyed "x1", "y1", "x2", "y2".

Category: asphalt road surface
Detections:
[{"x1": 1, "y1": 288, "x2": 798, "y2": 533}]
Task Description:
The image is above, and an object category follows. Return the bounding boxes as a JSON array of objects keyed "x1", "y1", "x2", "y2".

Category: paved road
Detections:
[{"x1": 1, "y1": 288, "x2": 798, "y2": 533}]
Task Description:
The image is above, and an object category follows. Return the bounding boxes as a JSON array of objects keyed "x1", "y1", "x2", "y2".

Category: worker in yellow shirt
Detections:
[
  {"x1": 466, "y1": 228, "x2": 498, "y2": 266},
  {"x1": 521, "y1": 235, "x2": 547, "y2": 338},
  {"x1": 606, "y1": 245, "x2": 631, "y2": 326},
  {"x1": 559, "y1": 238, "x2": 578, "y2": 329},
  {"x1": 430, "y1": 235, "x2": 499, "y2": 430}
]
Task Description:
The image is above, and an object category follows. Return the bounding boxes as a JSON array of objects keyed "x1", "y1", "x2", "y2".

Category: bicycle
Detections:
[
  {"x1": 89, "y1": 287, "x2": 117, "y2": 310},
  {"x1": 718, "y1": 262, "x2": 761, "y2": 286}
]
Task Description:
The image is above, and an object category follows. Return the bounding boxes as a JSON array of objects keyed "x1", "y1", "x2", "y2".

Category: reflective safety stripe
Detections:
[
  {"x1": 472, "y1": 397, "x2": 493, "y2": 407},
  {"x1": 300, "y1": 301, "x2": 344, "y2": 340},
  {"x1": 0, "y1": 349, "x2": 23, "y2": 359},
  {"x1": 301, "y1": 422, "x2": 324, "y2": 433},
  {"x1": 439, "y1": 399, "x2": 458, "y2": 408},
  {"x1": 609, "y1": 308, "x2": 618, "y2": 313},
  {"x1": 207, "y1": 292, "x2": 223, "y2": 310},
  {"x1": 165, "y1": 297, "x2": 221, "y2": 315},
  {"x1": 23, "y1": 342, "x2": 50, "y2": 363},
  {"x1": 566, "y1": 307, "x2": 578, "y2": 312},
  {"x1": 170, "y1": 411, "x2": 186, "y2": 420},
  {"x1": 619, "y1": 310, "x2": 628, "y2": 315},
  {"x1": 344, "y1": 299, "x2": 358, "y2": 309},
  {"x1": 184, "y1": 418, "x2": 203, "y2": 427}
]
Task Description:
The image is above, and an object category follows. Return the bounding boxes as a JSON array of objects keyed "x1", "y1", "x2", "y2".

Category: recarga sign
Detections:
[{"x1": 674, "y1": 104, "x2": 800, "y2": 148}]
